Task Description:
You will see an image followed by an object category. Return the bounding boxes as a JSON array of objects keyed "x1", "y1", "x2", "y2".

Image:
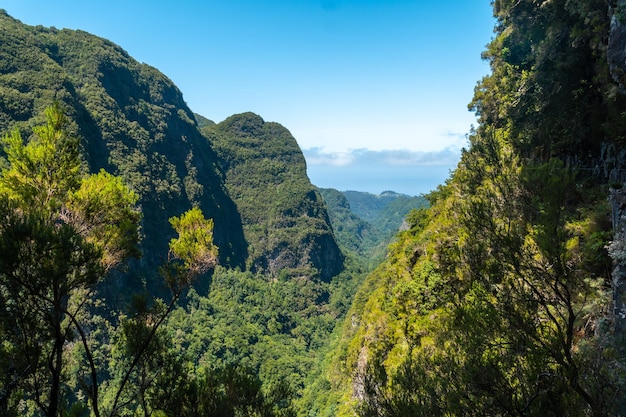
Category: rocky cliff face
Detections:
[{"x1": 610, "y1": 1, "x2": 626, "y2": 90}]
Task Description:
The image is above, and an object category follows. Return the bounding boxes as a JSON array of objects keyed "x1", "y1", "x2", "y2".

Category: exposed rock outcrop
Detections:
[
  {"x1": 609, "y1": 188, "x2": 626, "y2": 334},
  {"x1": 609, "y1": 0, "x2": 626, "y2": 91}
]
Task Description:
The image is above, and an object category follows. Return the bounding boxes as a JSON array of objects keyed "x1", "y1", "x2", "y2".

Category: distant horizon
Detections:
[
  {"x1": 306, "y1": 161, "x2": 453, "y2": 196},
  {"x1": 303, "y1": 145, "x2": 460, "y2": 196}
]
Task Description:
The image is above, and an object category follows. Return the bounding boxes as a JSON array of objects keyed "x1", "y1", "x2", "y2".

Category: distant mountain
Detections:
[
  {"x1": 342, "y1": 190, "x2": 427, "y2": 235},
  {"x1": 342, "y1": 190, "x2": 408, "y2": 222},
  {"x1": 319, "y1": 188, "x2": 427, "y2": 263}
]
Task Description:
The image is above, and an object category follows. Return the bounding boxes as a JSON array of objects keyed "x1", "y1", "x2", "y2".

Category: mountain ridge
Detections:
[{"x1": 0, "y1": 9, "x2": 343, "y2": 290}]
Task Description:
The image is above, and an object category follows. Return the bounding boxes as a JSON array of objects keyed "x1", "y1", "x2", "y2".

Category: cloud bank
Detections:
[
  {"x1": 303, "y1": 146, "x2": 463, "y2": 168},
  {"x1": 302, "y1": 147, "x2": 463, "y2": 196}
]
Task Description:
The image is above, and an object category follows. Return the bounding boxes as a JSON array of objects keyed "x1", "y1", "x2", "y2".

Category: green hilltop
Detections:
[{"x1": 201, "y1": 112, "x2": 344, "y2": 281}]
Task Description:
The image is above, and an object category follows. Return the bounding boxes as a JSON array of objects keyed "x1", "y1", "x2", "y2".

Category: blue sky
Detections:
[{"x1": 2, "y1": 1, "x2": 494, "y2": 195}]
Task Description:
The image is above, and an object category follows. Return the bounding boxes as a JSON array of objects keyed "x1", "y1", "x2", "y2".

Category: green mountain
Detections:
[
  {"x1": 0, "y1": 10, "x2": 343, "y2": 291},
  {"x1": 200, "y1": 113, "x2": 343, "y2": 280},
  {"x1": 343, "y1": 190, "x2": 427, "y2": 236},
  {"x1": 342, "y1": 190, "x2": 410, "y2": 221}
]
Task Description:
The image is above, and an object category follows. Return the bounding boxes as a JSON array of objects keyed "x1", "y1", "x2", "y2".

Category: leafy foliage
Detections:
[
  {"x1": 0, "y1": 103, "x2": 80, "y2": 210},
  {"x1": 0, "y1": 104, "x2": 141, "y2": 416},
  {"x1": 317, "y1": 1, "x2": 626, "y2": 416},
  {"x1": 66, "y1": 170, "x2": 141, "y2": 271},
  {"x1": 168, "y1": 207, "x2": 218, "y2": 277}
]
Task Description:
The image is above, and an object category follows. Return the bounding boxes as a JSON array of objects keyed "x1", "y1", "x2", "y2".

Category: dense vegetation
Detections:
[
  {"x1": 4, "y1": 0, "x2": 626, "y2": 416},
  {"x1": 318, "y1": 189, "x2": 427, "y2": 266},
  {"x1": 0, "y1": 11, "x2": 355, "y2": 416},
  {"x1": 0, "y1": 105, "x2": 219, "y2": 416},
  {"x1": 200, "y1": 113, "x2": 344, "y2": 281},
  {"x1": 308, "y1": 1, "x2": 626, "y2": 416}
]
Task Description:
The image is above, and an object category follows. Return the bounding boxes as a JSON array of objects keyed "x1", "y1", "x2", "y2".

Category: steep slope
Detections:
[
  {"x1": 200, "y1": 113, "x2": 344, "y2": 280},
  {"x1": 309, "y1": 1, "x2": 626, "y2": 416}
]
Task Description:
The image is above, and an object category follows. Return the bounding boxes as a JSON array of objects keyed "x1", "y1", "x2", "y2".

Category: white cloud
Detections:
[
  {"x1": 303, "y1": 147, "x2": 355, "y2": 166},
  {"x1": 303, "y1": 145, "x2": 463, "y2": 168},
  {"x1": 302, "y1": 146, "x2": 464, "y2": 195}
]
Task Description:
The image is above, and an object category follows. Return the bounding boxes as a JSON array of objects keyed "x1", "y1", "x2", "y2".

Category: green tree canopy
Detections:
[{"x1": 0, "y1": 103, "x2": 141, "y2": 417}]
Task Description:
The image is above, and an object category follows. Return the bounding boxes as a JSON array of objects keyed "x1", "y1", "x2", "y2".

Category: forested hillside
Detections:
[
  {"x1": 200, "y1": 113, "x2": 344, "y2": 280},
  {"x1": 318, "y1": 188, "x2": 427, "y2": 266},
  {"x1": 0, "y1": 10, "x2": 351, "y2": 416},
  {"x1": 307, "y1": 1, "x2": 626, "y2": 416},
  {"x1": 0, "y1": 9, "x2": 248, "y2": 295}
]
